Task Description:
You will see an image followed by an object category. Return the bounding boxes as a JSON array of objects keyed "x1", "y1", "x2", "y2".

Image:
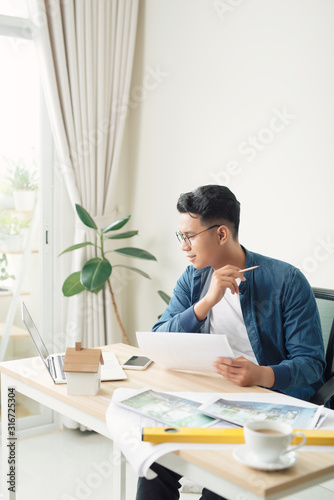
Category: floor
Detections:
[
  {"x1": 0, "y1": 427, "x2": 201, "y2": 500},
  {"x1": 1, "y1": 427, "x2": 334, "y2": 500}
]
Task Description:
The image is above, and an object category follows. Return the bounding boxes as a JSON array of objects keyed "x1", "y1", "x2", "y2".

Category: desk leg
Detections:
[
  {"x1": 112, "y1": 443, "x2": 126, "y2": 500},
  {"x1": 1, "y1": 373, "x2": 15, "y2": 500}
]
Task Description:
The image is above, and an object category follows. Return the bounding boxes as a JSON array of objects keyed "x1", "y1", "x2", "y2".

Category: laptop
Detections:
[{"x1": 22, "y1": 302, "x2": 127, "y2": 384}]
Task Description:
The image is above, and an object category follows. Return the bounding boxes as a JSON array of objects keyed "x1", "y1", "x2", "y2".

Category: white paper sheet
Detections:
[
  {"x1": 136, "y1": 331, "x2": 234, "y2": 372},
  {"x1": 105, "y1": 389, "x2": 334, "y2": 479}
]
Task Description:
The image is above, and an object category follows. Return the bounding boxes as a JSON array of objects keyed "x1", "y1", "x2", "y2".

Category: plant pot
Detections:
[
  {"x1": 13, "y1": 190, "x2": 36, "y2": 212},
  {"x1": 0, "y1": 193, "x2": 15, "y2": 210}
]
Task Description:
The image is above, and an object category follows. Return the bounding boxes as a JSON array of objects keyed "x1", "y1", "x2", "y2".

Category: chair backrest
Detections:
[{"x1": 312, "y1": 287, "x2": 334, "y2": 381}]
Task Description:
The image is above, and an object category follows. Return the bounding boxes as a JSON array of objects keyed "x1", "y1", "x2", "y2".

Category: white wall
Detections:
[{"x1": 119, "y1": 0, "x2": 334, "y2": 344}]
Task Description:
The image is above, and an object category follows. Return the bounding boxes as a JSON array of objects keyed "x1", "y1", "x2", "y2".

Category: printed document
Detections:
[
  {"x1": 117, "y1": 388, "x2": 217, "y2": 427},
  {"x1": 136, "y1": 331, "x2": 234, "y2": 372},
  {"x1": 200, "y1": 397, "x2": 323, "y2": 429}
]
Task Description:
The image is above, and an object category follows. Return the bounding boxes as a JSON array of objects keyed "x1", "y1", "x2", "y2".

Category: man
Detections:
[{"x1": 136, "y1": 184, "x2": 326, "y2": 500}]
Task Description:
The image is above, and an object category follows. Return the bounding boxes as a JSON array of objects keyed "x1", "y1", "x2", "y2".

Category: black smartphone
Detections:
[{"x1": 121, "y1": 355, "x2": 153, "y2": 370}]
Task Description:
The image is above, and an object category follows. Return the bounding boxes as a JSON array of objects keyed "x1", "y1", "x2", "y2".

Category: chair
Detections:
[{"x1": 310, "y1": 287, "x2": 334, "y2": 409}]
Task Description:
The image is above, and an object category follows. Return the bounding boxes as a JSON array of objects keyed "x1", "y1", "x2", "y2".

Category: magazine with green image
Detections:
[{"x1": 117, "y1": 389, "x2": 217, "y2": 428}]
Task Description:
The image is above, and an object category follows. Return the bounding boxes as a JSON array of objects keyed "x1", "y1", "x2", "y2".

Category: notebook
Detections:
[{"x1": 22, "y1": 302, "x2": 127, "y2": 384}]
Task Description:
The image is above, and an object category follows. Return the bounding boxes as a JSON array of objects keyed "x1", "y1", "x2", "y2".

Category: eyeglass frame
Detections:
[{"x1": 175, "y1": 224, "x2": 221, "y2": 247}]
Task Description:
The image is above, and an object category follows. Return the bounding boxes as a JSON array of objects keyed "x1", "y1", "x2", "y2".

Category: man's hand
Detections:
[
  {"x1": 206, "y1": 265, "x2": 246, "y2": 303},
  {"x1": 213, "y1": 356, "x2": 275, "y2": 388},
  {"x1": 194, "y1": 265, "x2": 246, "y2": 321}
]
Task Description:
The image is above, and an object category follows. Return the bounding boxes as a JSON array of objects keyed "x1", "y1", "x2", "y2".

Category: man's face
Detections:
[{"x1": 178, "y1": 213, "x2": 223, "y2": 269}]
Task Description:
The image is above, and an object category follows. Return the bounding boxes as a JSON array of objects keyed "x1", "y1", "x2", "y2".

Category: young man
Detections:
[{"x1": 136, "y1": 184, "x2": 326, "y2": 500}]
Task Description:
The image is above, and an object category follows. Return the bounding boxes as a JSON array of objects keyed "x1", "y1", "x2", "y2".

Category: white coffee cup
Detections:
[{"x1": 243, "y1": 420, "x2": 306, "y2": 463}]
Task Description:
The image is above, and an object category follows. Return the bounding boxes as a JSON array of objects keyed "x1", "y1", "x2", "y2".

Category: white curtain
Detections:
[{"x1": 28, "y1": 0, "x2": 139, "y2": 347}]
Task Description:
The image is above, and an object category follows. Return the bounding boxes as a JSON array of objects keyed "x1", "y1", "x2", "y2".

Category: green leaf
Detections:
[
  {"x1": 62, "y1": 271, "x2": 86, "y2": 297},
  {"x1": 81, "y1": 258, "x2": 112, "y2": 291},
  {"x1": 101, "y1": 215, "x2": 130, "y2": 233},
  {"x1": 113, "y1": 265, "x2": 151, "y2": 279},
  {"x1": 105, "y1": 230, "x2": 138, "y2": 240},
  {"x1": 113, "y1": 247, "x2": 157, "y2": 261},
  {"x1": 58, "y1": 241, "x2": 95, "y2": 257},
  {"x1": 158, "y1": 290, "x2": 171, "y2": 305},
  {"x1": 91, "y1": 283, "x2": 106, "y2": 294},
  {"x1": 75, "y1": 204, "x2": 97, "y2": 230}
]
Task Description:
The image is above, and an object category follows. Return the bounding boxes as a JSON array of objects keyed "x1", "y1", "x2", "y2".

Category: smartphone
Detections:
[{"x1": 121, "y1": 355, "x2": 153, "y2": 370}]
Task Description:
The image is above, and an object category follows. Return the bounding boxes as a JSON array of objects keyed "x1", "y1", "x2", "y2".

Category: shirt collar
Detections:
[{"x1": 239, "y1": 245, "x2": 252, "y2": 294}]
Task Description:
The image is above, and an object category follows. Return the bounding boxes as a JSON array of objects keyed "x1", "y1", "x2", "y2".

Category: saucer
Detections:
[{"x1": 232, "y1": 445, "x2": 297, "y2": 471}]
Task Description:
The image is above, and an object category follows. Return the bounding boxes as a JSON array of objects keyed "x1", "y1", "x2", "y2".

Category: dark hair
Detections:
[{"x1": 177, "y1": 185, "x2": 240, "y2": 238}]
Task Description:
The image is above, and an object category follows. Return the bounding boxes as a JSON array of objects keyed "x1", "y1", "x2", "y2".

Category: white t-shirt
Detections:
[{"x1": 209, "y1": 279, "x2": 258, "y2": 364}]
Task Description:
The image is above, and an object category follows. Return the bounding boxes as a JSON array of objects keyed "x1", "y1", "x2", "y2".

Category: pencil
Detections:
[{"x1": 239, "y1": 266, "x2": 259, "y2": 273}]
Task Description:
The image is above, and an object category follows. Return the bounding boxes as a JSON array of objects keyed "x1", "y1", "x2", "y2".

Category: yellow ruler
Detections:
[{"x1": 142, "y1": 427, "x2": 334, "y2": 446}]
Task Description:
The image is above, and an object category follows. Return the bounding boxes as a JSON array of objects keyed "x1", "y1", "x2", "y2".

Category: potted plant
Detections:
[
  {"x1": 59, "y1": 205, "x2": 157, "y2": 344},
  {"x1": 0, "y1": 212, "x2": 31, "y2": 252},
  {"x1": 5, "y1": 156, "x2": 39, "y2": 212}
]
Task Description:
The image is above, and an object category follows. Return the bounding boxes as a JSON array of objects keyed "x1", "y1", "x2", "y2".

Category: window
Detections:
[{"x1": 0, "y1": 1, "x2": 54, "y2": 433}]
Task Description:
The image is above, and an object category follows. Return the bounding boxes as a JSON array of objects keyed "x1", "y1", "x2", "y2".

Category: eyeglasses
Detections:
[{"x1": 175, "y1": 225, "x2": 220, "y2": 247}]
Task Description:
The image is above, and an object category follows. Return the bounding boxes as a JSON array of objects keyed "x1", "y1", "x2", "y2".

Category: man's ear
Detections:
[{"x1": 217, "y1": 225, "x2": 229, "y2": 243}]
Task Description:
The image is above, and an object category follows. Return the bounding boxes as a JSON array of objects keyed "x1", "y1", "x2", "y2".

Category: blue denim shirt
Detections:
[{"x1": 153, "y1": 247, "x2": 326, "y2": 402}]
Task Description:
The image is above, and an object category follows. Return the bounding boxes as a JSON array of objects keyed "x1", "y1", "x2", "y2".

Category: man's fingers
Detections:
[
  {"x1": 214, "y1": 356, "x2": 243, "y2": 366},
  {"x1": 213, "y1": 356, "x2": 247, "y2": 376},
  {"x1": 217, "y1": 276, "x2": 240, "y2": 295},
  {"x1": 215, "y1": 266, "x2": 247, "y2": 282}
]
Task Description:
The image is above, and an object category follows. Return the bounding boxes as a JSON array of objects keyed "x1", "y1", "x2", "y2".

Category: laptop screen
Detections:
[{"x1": 22, "y1": 302, "x2": 50, "y2": 369}]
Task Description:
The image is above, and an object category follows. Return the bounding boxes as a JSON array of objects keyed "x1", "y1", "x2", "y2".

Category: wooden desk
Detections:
[{"x1": 1, "y1": 343, "x2": 334, "y2": 500}]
